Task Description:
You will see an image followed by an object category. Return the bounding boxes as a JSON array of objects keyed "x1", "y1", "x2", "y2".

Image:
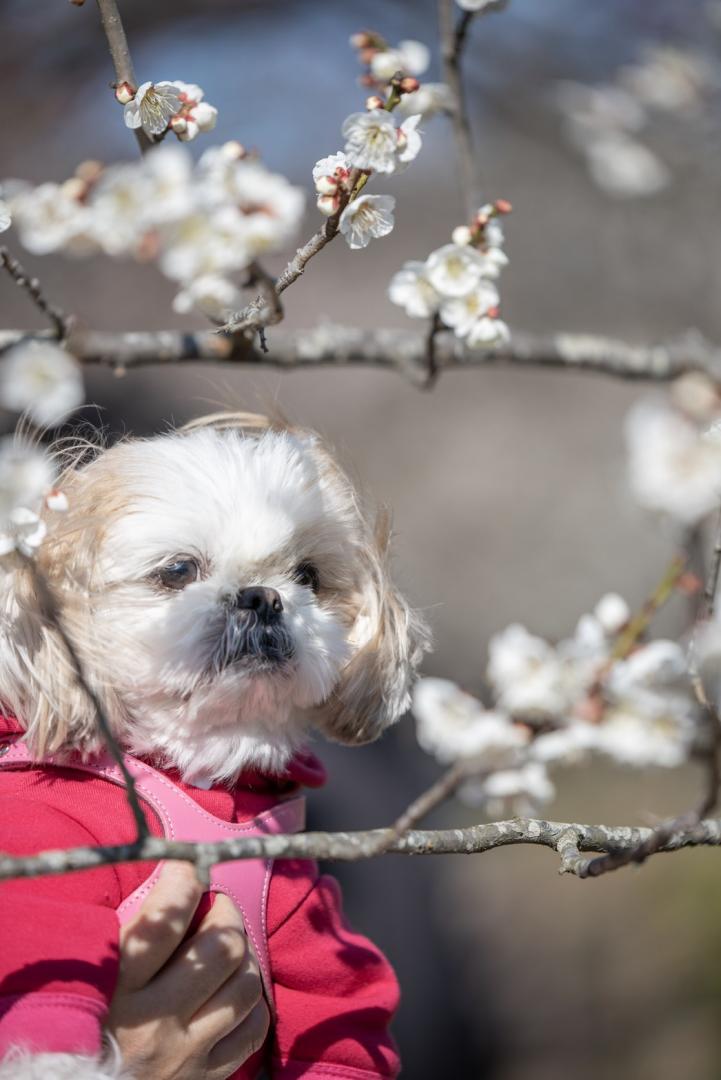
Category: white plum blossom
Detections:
[
  {"x1": 0, "y1": 508, "x2": 46, "y2": 558},
  {"x1": 594, "y1": 593, "x2": 630, "y2": 636},
  {"x1": 0, "y1": 341, "x2": 84, "y2": 428},
  {"x1": 619, "y1": 46, "x2": 713, "y2": 114},
  {"x1": 312, "y1": 152, "x2": 351, "y2": 188},
  {"x1": 625, "y1": 398, "x2": 721, "y2": 525},
  {"x1": 388, "y1": 261, "x2": 440, "y2": 318},
  {"x1": 141, "y1": 144, "x2": 196, "y2": 224},
  {"x1": 412, "y1": 677, "x2": 528, "y2": 765},
  {"x1": 440, "y1": 281, "x2": 500, "y2": 338},
  {"x1": 88, "y1": 163, "x2": 149, "y2": 256},
  {"x1": 457, "y1": 0, "x2": 500, "y2": 9},
  {"x1": 585, "y1": 134, "x2": 670, "y2": 198},
  {"x1": 10, "y1": 183, "x2": 95, "y2": 256},
  {"x1": 466, "y1": 316, "x2": 511, "y2": 349},
  {"x1": 339, "y1": 194, "x2": 395, "y2": 250},
  {"x1": 398, "y1": 83, "x2": 454, "y2": 120},
  {"x1": 600, "y1": 641, "x2": 699, "y2": 767},
  {"x1": 530, "y1": 723, "x2": 599, "y2": 765},
  {"x1": 461, "y1": 762, "x2": 556, "y2": 817},
  {"x1": 342, "y1": 110, "x2": 422, "y2": 174},
  {"x1": 370, "y1": 40, "x2": 430, "y2": 82},
  {"x1": 168, "y1": 81, "x2": 218, "y2": 142},
  {"x1": 158, "y1": 208, "x2": 250, "y2": 282},
  {"x1": 173, "y1": 274, "x2": 243, "y2": 321},
  {"x1": 425, "y1": 244, "x2": 489, "y2": 297},
  {"x1": 487, "y1": 624, "x2": 570, "y2": 721},
  {"x1": 0, "y1": 200, "x2": 10, "y2": 232},
  {"x1": 124, "y1": 81, "x2": 183, "y2": 136}
]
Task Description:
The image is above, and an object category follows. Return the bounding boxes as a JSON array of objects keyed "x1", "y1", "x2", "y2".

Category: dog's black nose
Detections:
[{"x1": 235, "y1": 586, "x2": 283, "y2": 621}]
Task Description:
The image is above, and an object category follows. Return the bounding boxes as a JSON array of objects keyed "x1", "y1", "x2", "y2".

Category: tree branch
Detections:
[
  {"x1": 1, "y1": 813, "x2": 721, "y2": 883},
  {"x1": 0, "y1": 248, "x2": 69, "y2": 340},
  {"x1": 94, "y1": 0, "x2": 152, "y2": 154},
  {"x1": 439, "y1": 0, "x2": 478, "y2": 219},
  {"x1": 2, "y1": 326, "x2": 721, "y2": 385}
]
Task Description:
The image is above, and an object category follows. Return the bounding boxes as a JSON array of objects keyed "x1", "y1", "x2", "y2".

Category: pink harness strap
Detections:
[{"x1": 0, "y1": 739, "x2": 305, "y2": 1008}]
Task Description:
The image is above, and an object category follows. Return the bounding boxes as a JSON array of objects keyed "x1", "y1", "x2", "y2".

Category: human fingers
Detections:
[
  {"x1": 117, "y1": 861, "x2": 204, "y2": 992},
  {"x1": 205, "y1": 999, "x2": 271, "y2": 1080},
  {"x1": 148, "y1": 893, "x2": 249, "y2": 1019},
  {"x1": 187, "y1": 939, "x2": 263, "y2": 1045}
]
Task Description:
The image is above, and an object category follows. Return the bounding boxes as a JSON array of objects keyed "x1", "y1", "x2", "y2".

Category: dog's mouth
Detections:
[{"x1": 211, "y1": 611, "x2": 295, "y2": 675}]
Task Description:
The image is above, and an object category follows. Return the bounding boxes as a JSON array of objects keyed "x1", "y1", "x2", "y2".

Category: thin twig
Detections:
[
  {"x1": 705, "y1": 506, "x2": 721, "y2": 618},
  {"x1": 438, "y1": 1, "x2": 488, "y2": 218},
  {"x1": 25, "y1": 560, "x2": 149, "y2": 843},
  {"x1": 94, "y1": 0, "x2": 152, "y2": 154},
  {"x1": 371, "y1": 760, "x2": 471, "y2": 855},
  {"x1": 0, "y1": 248, "x2": 69, "y2": 340}
]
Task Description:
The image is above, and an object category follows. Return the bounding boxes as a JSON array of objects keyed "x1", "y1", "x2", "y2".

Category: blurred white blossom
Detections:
[
  {"x1": 626, "y1": 398, "x2": 721, "y2": 525},
  {"x1": 11, "y1": 183, "x2": 95, "y2": 256},
  {"x1": 457, "y1": 0, "x2": 500, "y2": 10},
  {"x1": 369, "y1": 40, "x2": 430, "y2": 82},
  {"x1": 173, "y1": 274, "x2": 242, "y2": 321},
  {"x1": 488, "y1": 624, "x2": 571, "y2": 721},
  {"x1": 440, "y1": 282, "x2": 500, "y2": 338},
  {"x1": 462, "y1": 762, "x2": 556, "y2": 817},
  {"x1": 466, "y1": 315, "x2": 511, "y2": 349},
  {"x1": 425, "y1": 244, "x2": 490, "y2": 297},
  {"x1": 397, "y1": 83, "x2": 454, "y2": 119},
  {"x1": 388, "y1": 261, "x2": 441, "y2": 317},
  {"x1": 619, "y1": 46, "x2": 713, "y2": 114},
  {"x1": 412, "y1": 677, "x2": 528, "y2": 765},
  {"x1": 585, "y1": 134, "x2": 670, "y2": 198},
  {"x1": 0, "y1": 201, "x2": 10, "y2": 233},
  {"x1": 0, "y1": 341, "x2": 84, "y2": 428},
  {"x1": 339, "y1": 194, "x2": 395, "y2": 249}
]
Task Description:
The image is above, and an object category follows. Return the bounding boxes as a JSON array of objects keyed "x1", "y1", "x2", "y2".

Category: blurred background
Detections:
[{"x1": 3, "y1": 1, "x2": 721, "y2": 1076}]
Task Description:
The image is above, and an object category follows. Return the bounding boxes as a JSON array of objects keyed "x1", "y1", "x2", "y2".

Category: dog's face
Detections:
[{"x1": 1, "y1": 415, "x2": 428, "y2": 783}]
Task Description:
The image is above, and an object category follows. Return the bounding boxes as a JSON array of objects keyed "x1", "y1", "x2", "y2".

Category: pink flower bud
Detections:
[
  {"x1": 365, "y1": 95, "x2": 385, "y2": 111},
  {"x1": 45, "y1": 490, "x2": 69, "y2": 513},
  {"x1": 317, "y1": 193, "x2": 339, "y2": 217},
  {"x1": 399, "y1": 76, "x2": 420, "y2": 94},
  {"x1": 61, "y1": 177, "x2": 86, "y2": 201},
  {"x1": 170, "y1": 114, "x2": 188, "y2": 134},
  {"x1": 487, "y1": 305, "x2": 500, "y2": 319},
  {"x1": 494, "y1": 198, "x2": 512, "y2": 214},
  {"x1": 315, "y1": 174, "x2": 339, "y2": 195},
  {"x1": 114, "y1": 81, "x2": 135, "y2": 105}
]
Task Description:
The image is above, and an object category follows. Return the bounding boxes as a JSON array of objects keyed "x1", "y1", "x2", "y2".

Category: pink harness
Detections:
[{"x1": 0, "y1": 739, "x2": 306, "y2": 1006}]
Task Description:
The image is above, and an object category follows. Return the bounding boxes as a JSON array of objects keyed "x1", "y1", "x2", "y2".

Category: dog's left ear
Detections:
[{"x1": 315, "y1": 511, "x2": 431, "y2": 745}]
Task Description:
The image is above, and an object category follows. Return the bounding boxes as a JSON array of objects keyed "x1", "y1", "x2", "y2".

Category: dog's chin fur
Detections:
[{"x1": 0, "y1": 413, "x2": 430, "y2": 784}]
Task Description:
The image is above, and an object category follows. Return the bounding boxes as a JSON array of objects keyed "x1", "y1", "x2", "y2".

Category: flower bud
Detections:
[
  {"x1": 176, "y1": 118, "x2": 199, "y2": 142},
  {"x1": 221, "y1": 140, "x2": 247, "y2": 160},
  {"x1": 317, "y1": 193, "x2": 339, "y2": 216},
  {"x1": 365, "y1": 95, "x2": 385, "y2": 111},
  {"x1": 350, "y1": 31, "x2": 374, "y2": 49},
  {"x1": 486, "y1": 305, "x2": 501, "y2": 319},
  {"x1": 452, "y1": 225, "x2": 472, "y2": 247},
  {"x1": 45, "y1": 489, "x2": 69, "y2": 513},
  {"x1": 114, "y1": 81, "x2": 135, "y2": 105},
  {"x1": 61, "y1": 177, "x2": 86, "y2": 201},
  {"x1": 494, "y1": 198, "x2": 512, "y2": 214},
  {"x1": 75, "y1": 159, "x2": 104, "y2": 184},
  {"x1": 315, "y1": 174, "x2": 339, "y2": 196},
  {"x1": 170, "y1": 114, "x2": 188, "y2": 134},
  {"x1": 399, "y1": 76, "x2": 420, "y2": 94}
]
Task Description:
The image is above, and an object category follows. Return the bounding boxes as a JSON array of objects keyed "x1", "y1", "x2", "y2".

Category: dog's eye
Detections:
[
  {"x1": 294, "y1": 562, "x2": 320, "y2": 593},
  {"x1": 157, "y1": 558, "x2": 199, "y2": 590}
]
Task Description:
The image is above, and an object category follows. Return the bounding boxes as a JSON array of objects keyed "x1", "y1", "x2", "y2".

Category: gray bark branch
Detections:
[
  {"x1": 1, "y1": 326, "x2": 720, "y2": 385},
  {"x1": 1, "y1": 814, "x2": 721, "y2": 883}
]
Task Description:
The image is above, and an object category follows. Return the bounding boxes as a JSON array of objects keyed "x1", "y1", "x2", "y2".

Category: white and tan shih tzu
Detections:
[
  {"x1": 0, "y1": 411, "x2": 429, "y2": 1080},
  {"x1": 2, "y1": 411, "x2": 428, "y2": 782}
]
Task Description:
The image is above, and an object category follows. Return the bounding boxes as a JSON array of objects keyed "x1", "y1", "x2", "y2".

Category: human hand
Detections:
[{"x1": 107, "y1": 862, "x2": 270, "y2": 1080}]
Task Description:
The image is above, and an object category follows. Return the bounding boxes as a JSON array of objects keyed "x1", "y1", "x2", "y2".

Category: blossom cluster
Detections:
[
  {"x1": 349, "y1": 31, "x2": 452, "y2": 121},
  {"x1": 412, "y1": 591, "x2": 706, "y2": 816},
  {"x1": 4, "y1": 143, "x2": 305, "y2": 321},
  {"x1": 0, "y1": 436, "x2": 67, "y2": 561},
  {"x1": 120, "y1": 80, "x2": 218, "y2": 143},
  {"x1": 311, "y1": 73, "x2": 425, "y2": 250},
  {"x1": 625, "y1": 373, "x2": 721, "y2": 527},
  {"x1": 389, "y1": 200, "x2": 511, "y2": 348},
  {"x1": 555, "y1": 45, "x2": 715, "y2": 198}
]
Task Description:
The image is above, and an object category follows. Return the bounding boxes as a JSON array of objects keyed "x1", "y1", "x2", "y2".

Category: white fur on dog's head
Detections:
[{"x1": 0, "y1": 413, "x2": 429, "y2": 784}]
